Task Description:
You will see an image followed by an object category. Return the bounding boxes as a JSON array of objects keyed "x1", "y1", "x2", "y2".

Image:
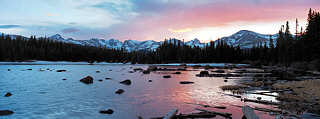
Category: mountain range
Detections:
[{"x1": 1, "y1": 30, "x2": 278, "y2": 51}]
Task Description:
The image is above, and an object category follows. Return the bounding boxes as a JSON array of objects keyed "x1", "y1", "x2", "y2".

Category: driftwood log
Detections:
[{"x1": 242, "y1": 106, "x2": 259, "y2": 119}]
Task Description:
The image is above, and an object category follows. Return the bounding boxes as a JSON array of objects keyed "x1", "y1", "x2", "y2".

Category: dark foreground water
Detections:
[{"x1": 0, "y1": 64, "x2": 277, "y2": 119}]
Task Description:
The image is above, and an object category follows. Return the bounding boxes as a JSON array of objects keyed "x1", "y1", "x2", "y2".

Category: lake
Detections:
[{"x1": 0, "y1": 63, "x2": 277, "y2": 119}]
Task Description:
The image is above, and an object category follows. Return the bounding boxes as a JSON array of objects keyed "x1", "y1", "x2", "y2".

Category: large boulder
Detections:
[{"x1": 80, "y1": 76, "x2": 94, "y2": 84}]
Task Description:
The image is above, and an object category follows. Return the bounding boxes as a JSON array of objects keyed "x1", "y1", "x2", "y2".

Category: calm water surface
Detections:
[{"x1": 0, "y1": 64, "x2": 276, "y2": 119}]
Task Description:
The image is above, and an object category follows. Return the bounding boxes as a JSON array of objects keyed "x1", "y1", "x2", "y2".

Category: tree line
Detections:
[{"x1": 0, "y1": 9, "x2": 319, "y2": 70}]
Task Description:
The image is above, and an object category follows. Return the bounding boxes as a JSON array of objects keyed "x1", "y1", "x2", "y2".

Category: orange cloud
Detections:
[{"x1": 168, "y1": 28, "x2": 192, "y2": 33}]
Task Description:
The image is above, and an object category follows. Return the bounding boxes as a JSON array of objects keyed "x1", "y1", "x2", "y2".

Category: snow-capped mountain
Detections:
[
  {"x1": 219, "y1": 30, "x2": 278, "y2": 48},
  {"x1": 1, "y1": 30, "x2": 279, "y2": 51},
  {"x1": 185, "y1": 38, "x2": 205, "y2": 48}
]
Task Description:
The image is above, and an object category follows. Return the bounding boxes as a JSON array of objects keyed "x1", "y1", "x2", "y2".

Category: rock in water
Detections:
[
  {"x1": 4, "y1": 92, "x2": 12, "y2": 97},
  {"x1": 147, "y1": 66, "x2": 158, "y2": 71},
  {"x1": 120, "y1": 80, "x2": 131, "y2": 85},
  {"x1": 200, "y1": 71, "x2": 209, "y2": 75},
  {"x1": 115, "y1": 89, "x2": 124, "y2": 94},
  {"x1": 0, "y1": 110, "x2": 14, "y2": 116},
  {"x1": 56, "y1": 70, "x2": 66, "y2": 72},
  {"x1": 173, "y1": 72, "x2": 181, "y2": 74},
  {"x1": 179, "y1": 81, "x2": 194, "y2": 84},
  {"x1": 80, "y1": 76, "x2": 94, "y2": 84},
  {"x1": 142, "y1": 70, "x2": 150, "y2": 74},
  {"x1": 99, "y1": 109, "x2": 114, "y2": 114},
  {"x1": 163, "y1": 75, "x2": 171, "y2": 78}
]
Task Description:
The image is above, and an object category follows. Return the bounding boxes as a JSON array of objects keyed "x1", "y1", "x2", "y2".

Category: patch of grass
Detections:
[{"x1": 273, "y1": 80, "x2": 320, "y2": 104}]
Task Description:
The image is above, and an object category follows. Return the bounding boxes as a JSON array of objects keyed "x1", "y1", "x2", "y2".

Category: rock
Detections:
[
  {"x1": 224, "y1": 80, "x2": 228, "y2": 82},
  {"x1": 128, "y1": 71, "x2": 134, "y2": 73},
  {"x1": 214, "y1": 106, "x2": 227, "y2": 109},
  {"x1": 148, "y1": 80, "x2": 152, "y2": 82},
  {"x1": 180, "y1": 81, "x2": 194, "y2": 84},
  {"x1": 173, "y1": 72, "x2": 181, "y2": 74},
  {"x1": 163, "y1": 75, "x2": 171, "y2": 78},
  {"x1": 180, "y1": 63, "x2": 187, "y2": 66},
  {"x1": 27, "y1": 69, "x2": 32, "y2": 70},
  {"x1": 257, "y1": 97, "x2": 262, "y2": 100},
  {"x1": 200, "y1": 71, "x2": 209, "y2": 75},
  {"x1": 109, "y1": 70, "x2": 112, "y2": 71},
  {"x1": 133, "y1": 68, "x2": 143, "y2": 72},
  {"x1": 56, "y1": 70, "x2": 66, "y2": 72},
  {"x1": 115, "y1": 89, "x2": 124, "y2": 94},
  {"x1": 7, "y1": 69, "x2": 10, "y2": 71},
  {"x1": 105, "y1": 78, "x2": 111, "y2": 80},
  {"x1": 80, "y1": 76, "x2": 94, "y2": 84},
  {"x1": 99, "y1": 109, "x2": 114, "y2": 114},
  {"x1": 98, "y1": 79, "x2": 103, "y2": 82},
  {"x1": 96, "y1": 71, "x2": 100, "y2": 73},
  {"x1": 147, "y1": 66, "x2": 158, "y2": 71},
  {"x1": 0, "y1": 110, "x2": 14, "y2": 116},
  {"x1": 120, "y1": 80, "x2": 131, "y2": 85},
  {"x1": 4, "y1": 92, "x2": 12, "y2": 97},
  {"x1": 62, "y1": 78, "x2": 67, "y2": 80},
  {"x1": 212, "y1": 70, "x2": 225, "y2": 73},
  {"x1": 142, "y1": 70, "x2": 150, "y2": 74}
]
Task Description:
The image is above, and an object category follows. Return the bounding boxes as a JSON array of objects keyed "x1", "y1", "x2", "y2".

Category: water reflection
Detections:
[{"x1": 0, "y1": 64, "x2": 277, "y2": 119}]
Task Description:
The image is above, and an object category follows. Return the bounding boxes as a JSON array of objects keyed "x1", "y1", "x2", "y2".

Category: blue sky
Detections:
[{"x1": 0, "y1": 0, "x2": 319, "y2": 42}]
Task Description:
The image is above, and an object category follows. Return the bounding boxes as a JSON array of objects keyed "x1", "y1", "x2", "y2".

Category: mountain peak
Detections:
[{"x1": 50, "y1": 34, "x2": 64, "y2": 40}]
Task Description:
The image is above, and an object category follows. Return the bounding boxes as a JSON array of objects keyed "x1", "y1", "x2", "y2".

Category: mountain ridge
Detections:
[{"x1": 1, "y1": 30, "x2": 278, "y2": 51}]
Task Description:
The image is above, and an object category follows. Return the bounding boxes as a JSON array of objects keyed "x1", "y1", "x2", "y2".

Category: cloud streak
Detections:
[{"x1": 0, "y1": 25, "x2": 22, "y2": 29}]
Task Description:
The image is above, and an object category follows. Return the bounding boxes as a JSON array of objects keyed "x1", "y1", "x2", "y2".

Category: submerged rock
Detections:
[
  {"x1": 120, "y1": 80, "x2": 131, "y2": 85},
  {"x1": 99, "y1": 109, "x2": 114, "y2": 114},
  {"x1": 56, "y1": 70, "x2": 66, "y2": 72},
  {"x1": 179, "y1": 81, "x2": 194, "y2": 84},
  {"x1": 80, "y1": 76, "x2": 94, "y2": 84},
  {"x1": 163, "y1": 75, "x2": 171, "y2": 78},
  {"x1": 96, "y1": 71, "x2": 100, "y2": 73},
  {"x1": 4, "y1": 92, "x2": 12, "y2": 97},
  {"x1": 62, "y1": 78, "x2": 67, "y2": 80},
  {"x1": 115, "y1": 89, "x2": 125, "y2": 94},
  {"x1": 0, "y1": 110, "x2": 14, "y2": 116}
]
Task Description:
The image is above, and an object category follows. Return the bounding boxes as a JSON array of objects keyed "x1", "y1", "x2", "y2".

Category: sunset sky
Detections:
[{"x1": 0, "y1": 0, "x2": 320, "y2": 42}]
